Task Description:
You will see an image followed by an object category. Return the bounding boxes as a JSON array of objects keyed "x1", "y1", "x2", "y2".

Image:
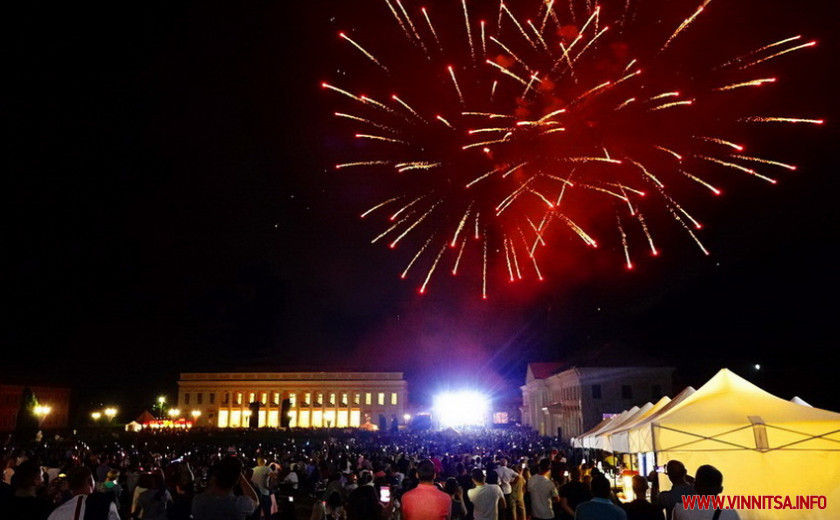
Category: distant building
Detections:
[
  {"x1": 0, "y1": 385, "x2": 71, "y2": 432},
  {"x1": 177, "y1": 371, "x2": 408, "y2": 429},
  {"x1": 521, "y1": 363, "x2": 673, "y2": 440}
]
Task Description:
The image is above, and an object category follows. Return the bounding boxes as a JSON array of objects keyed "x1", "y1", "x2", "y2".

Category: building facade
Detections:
[
  {"x1": 0, "y1": 385, "x2": 71, "y2": 432},
  {"x1": 177, "y1": 372, "x2": 408, "y2": 429},
  {"x1": 521, "y1": 364, "x2": 673, "y2": 441}
]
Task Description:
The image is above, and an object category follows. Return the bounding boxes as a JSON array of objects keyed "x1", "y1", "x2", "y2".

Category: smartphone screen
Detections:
[{"x1": 379, "y1": 486, "x2": 391, "y2": 503}]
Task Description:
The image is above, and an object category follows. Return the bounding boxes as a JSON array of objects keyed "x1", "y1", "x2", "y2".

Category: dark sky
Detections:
[{"x1": 3, "y1": 0, "x2": 839, "y2": 415}]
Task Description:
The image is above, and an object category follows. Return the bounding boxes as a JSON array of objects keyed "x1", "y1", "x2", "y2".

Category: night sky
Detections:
[{"x1": 4, "y1": 0, "x2": 839, "y2": 417}]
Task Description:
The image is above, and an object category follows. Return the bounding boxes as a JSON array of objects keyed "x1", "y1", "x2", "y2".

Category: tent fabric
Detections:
[
  {"x1": 608, "y1": 396, "x2": 671, "y2": 453},
  {"x1": 790, "y1": 396, "x2": 812, "y2": 407},
  {"x1": 580, "y1": 407, "x2": 639, "y2": 448},
  {"x1": 572, "y1": 416, "x2": 615, "y2": 448},
  {"x1": 595, "y1": 403, "x2": 653, "y2": 452},
  {"x1": 136, "y1": 410, "x2": 157, "y2": 424},
  {"x1": 626, "y1": 386, "x2": 696, "y2": 454},
  {"x1": 646, "y1": 369, "x2": 840, "y2": 520}
]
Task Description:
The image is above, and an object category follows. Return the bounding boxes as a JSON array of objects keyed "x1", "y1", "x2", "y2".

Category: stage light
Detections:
[{"x1": 433, "y1": 391, "x2": 490, "y2": 428}]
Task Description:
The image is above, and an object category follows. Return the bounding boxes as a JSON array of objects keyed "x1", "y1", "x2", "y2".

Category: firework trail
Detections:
[{"x1": 323, "y1": 0, "x2": 822, "y2": 297}]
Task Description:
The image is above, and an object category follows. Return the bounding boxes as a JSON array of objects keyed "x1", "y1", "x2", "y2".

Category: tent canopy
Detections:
[{"x1": 644, "y1": 369, "x2": 840, "y2": 520}]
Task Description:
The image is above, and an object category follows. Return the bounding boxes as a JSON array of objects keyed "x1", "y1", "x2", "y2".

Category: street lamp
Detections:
[
  {"x1": 190, "y1": 410, "x2": 201, "y2": 419},
  {"x1": 91, "y1": 411, "x2": 102, "y2": 425},
  {"x1": 104, "y1": 408, "x2": 117, "y2": 422},
  {"x1": 34, "y1": 405, "x2": 52, "y2": 425},
  {"x1": 155, "y1": 396, "x2": 168, "y2": 419},
  {"x1": 168, "y1": 409, "x2": 181, "y2": 418}
]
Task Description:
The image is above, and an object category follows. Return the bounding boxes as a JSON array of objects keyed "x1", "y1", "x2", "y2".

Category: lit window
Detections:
[
  {"x1": 354, "y1": 393, "x2": 361, "y2": 405},
  {"x1": 261, "y1": 393, "x2": 268, "y2": 405},
  {"x1": 272, "y1": 392, "x2": 280, "y2": 405},
  {"x1": 218, "y1": 410, "x2": 229, "y2": 428},
  {"x1": 378, "y1": 393, "x2": 385, "y2": 406},
  {"x1": 365, "y1": 393, "x2": 372, "y2": 405},
  {"x1": 329, "y1": 393, "x2": 336, "y2": 405},
  {"x1": 249, "y1": 393, "x2": 255, "y2": 404},
  {"x1": 341, "y1": 393, "x2": 348, "y2": 406},
  {"x1": 289, "y1": 393, "x2": 297, "y2": 406},
  {"x1": 316, "y1": 393, "x2": 323, "y2": 406},
  {"x1": 304, "y1": 392, "x2": 311, "y2": 405},
  {"x1": 337, "y1": 410, "x2": 349, "y2": 427},
  {"x1": 312, "y1": 410, "x2": 323, "y2": 427},
  {"x1": 391, "y1": 393, "x2": 398, "y2": 405}
]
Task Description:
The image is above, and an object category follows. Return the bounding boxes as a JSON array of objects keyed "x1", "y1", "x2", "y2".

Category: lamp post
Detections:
[
  {"x1": 190, "y1": 410, "x2": 201, "y2": 426},
  {"x1": 155, "y1": 396, "x2": 167, "y2": 419},
  {"x1": 91, "y1": 411, "x2": 102, "y2": 425},
  {"x1": 104, "y1": 408, "x2": 117, "y2": 423}
]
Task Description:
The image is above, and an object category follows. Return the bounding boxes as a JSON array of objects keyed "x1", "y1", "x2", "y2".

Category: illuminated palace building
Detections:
[{"x1": 177, "y1": 372, "x2": 408, "y2": 428}]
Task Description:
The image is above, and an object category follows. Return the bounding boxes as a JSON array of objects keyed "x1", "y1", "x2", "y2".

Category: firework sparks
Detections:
[
  {"x1": 738, "y1": 116, "x2": 824, "y2": 124},
  {"x1": 339, "y1": 32, "x2": 389, "y2": 72},
  {"x1": 324, "y1": 0, "x2": 822, "y2": 296}
]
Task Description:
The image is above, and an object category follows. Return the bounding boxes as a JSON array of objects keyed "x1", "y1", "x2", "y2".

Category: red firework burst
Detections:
[{"x1": 323, "y1": 0, "x2": 823, "y2": 298}]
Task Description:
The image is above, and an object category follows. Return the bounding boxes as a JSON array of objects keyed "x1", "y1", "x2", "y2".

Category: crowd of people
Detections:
[{"x1": 0, "y1": 427, "x2": 736, "y2": 520}]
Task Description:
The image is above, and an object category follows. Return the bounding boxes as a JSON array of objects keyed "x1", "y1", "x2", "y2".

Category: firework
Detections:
[{"x1": 324, "y1": 0, "x2": 822, "y2": 297}]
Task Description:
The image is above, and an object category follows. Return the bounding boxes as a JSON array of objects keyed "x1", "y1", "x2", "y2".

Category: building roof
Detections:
[{"x1": 527, "y1": 362, "x2": 564, "y2": 380}]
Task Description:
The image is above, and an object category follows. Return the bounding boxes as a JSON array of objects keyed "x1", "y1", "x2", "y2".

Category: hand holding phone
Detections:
[{"x1": 379, "y1": 486, "x2": 391, "y2": 503}]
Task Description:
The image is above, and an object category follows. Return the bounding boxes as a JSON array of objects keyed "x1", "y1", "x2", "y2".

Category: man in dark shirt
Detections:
[
  {"x1": 557, "y1": 466, "x2": 591, "y2": 520},
  {"x1": 623, "y1": 475, "x2": 664, "y2": 520},
  {"x1": 1, "y1": 460, "x2": 54, "y2": 520},
  {"x1": 658, "y1": 461, "x2": 695, "y2": 520}
]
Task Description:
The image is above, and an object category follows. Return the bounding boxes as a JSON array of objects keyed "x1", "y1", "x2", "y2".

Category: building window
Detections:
[
  {"x1": 197, "y1": 393, "x2": 203, "y2": 405},
  {"x1": 354, "y1": 393, "x2": 361, "y2": 405},
  {"x1": 391, "y1": 393, "x2": 398, "y2": 405},
  {"x1": 316, "y1": 393, "x2": 323, "y2": 406},
  {"x1": 365, "y1": 393, "x2": 372, "y2": 405},
  {"x1": 652, "y1": 385, "x2": 662, "y2": 400},
  {"x1": 378, "y1": 393, "x2": 385, "y2": 406},
  {"x1": 236, "y1": 393, "x2": 243, "y2": 405},
  {"x1": 210, "y1": 393, "x2": 216, "y2": 404},
  {"x1": 289, "y1": 393, "x2": 297, "y2": 406},
  {"x1": 261, "y1": 393, "x2": 268, "y2": 405},
  {"x1": 341, "y1": 393, "x2": 348, "y2": 406},
  {"x1": 304, "y1": 392, "x2": 311, "y2": 406},
  {"x1": 592, "y1": 385, "x2": 602, "y2": 399},
  {"x1": 622, "y1": 385, "x2": 633, "y2": 399},
  {"x1": 223, "y1": 393, "x2": 229, "y2": 405},
  {"x1": 329, "y1": 393, "x2": 336, "y2": 405},
  {"x1": 184, "y1": 393, "x2": 191, "y2": 405},
  {"x1": 272, "y1": 392, "x2": 280, "y2": 406},
  {"x1": 248, "y1": 393, "x2": 255, "y2": 404}
]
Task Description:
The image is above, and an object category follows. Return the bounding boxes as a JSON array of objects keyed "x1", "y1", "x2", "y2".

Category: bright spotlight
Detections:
[{"x1": 433, "y1": 391, "x2": 490, "y2": 428}]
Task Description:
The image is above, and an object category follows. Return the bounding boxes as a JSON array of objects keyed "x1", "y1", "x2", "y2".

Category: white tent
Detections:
[
  {"x1": 595, "y1": 403, "x2": 653, "y2": 452},
  {"x1": 791, "y1": 396, "x2": 812, "y2": 407},
  {"x1": 572, "y1": 415, "x2": 615, "y2": 448},
  {"x1": 608, "y1": 396, "x2": 671, "y2": 453},
  {"x1": 640, "y1": 369, "x2": 840, "y2": 520},
  {"x1": 626, "y1": 385, "x2": 696, "y2": 453},
  {"x1": 578, "y1": 406, "x2": 639, "y2": 448}
]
